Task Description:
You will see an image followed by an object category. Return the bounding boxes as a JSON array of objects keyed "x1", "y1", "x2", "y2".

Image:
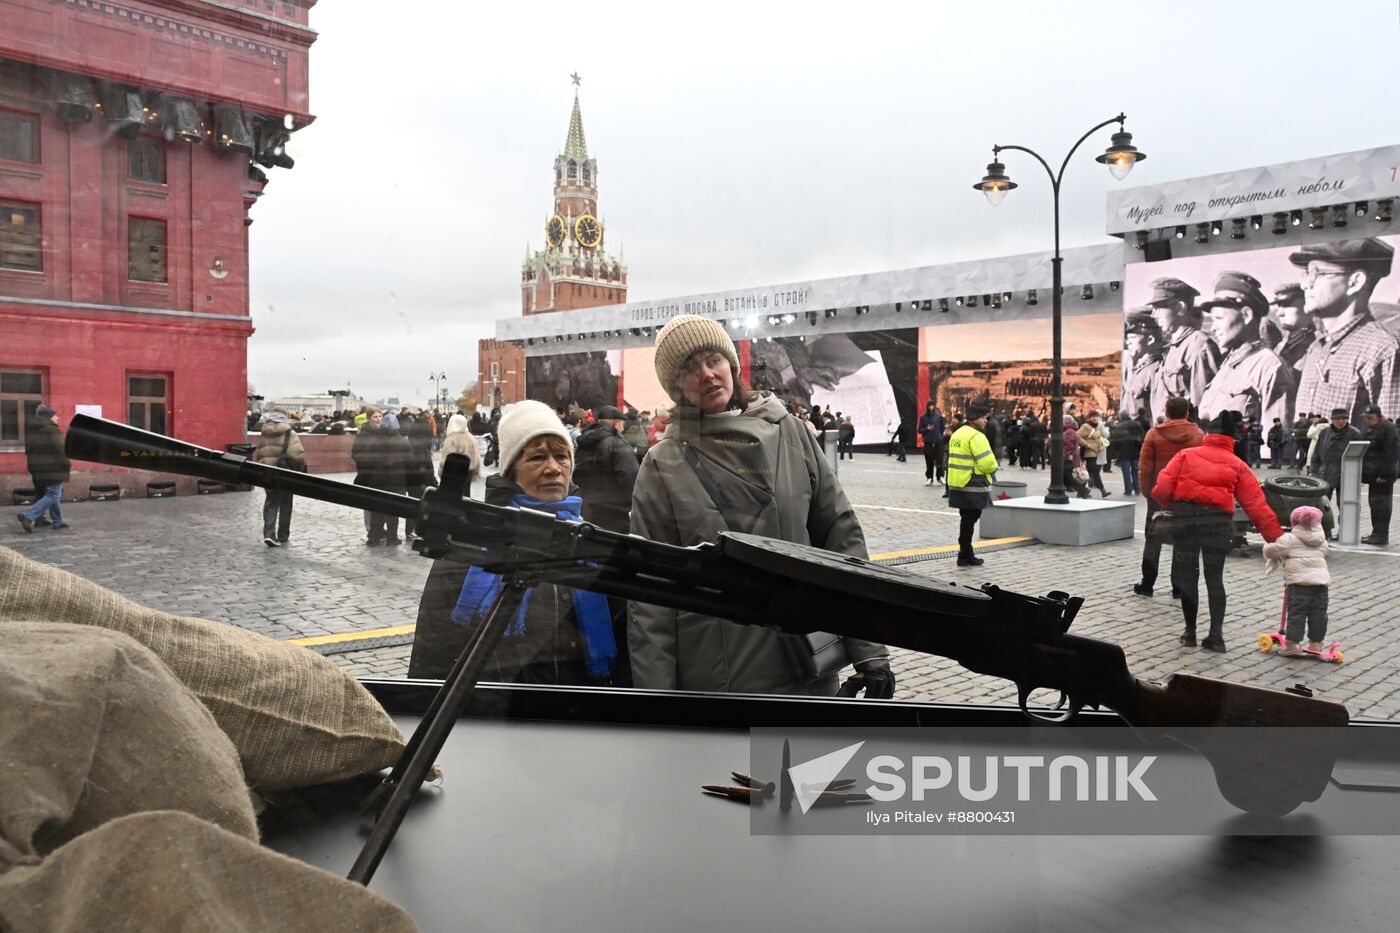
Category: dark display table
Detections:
[{"x1": 261, "y1": 683, "x2": 1400, "y2": 933}]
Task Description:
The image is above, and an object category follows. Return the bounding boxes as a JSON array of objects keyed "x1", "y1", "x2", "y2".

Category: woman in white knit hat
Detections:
[
  {"x1": 627, "y1": 314, "x2": 894, "y2": 697},
  {"x1": 408, "y1": 400, "x2": 622, "y2": 685}
]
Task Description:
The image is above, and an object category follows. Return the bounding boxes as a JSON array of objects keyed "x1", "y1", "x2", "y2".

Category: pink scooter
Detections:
[{"x1": 1258, "y1": 587, "x2": 1343, "y2": 663}]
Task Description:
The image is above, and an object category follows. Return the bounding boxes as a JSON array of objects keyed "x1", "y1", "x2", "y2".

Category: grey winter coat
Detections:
[{"x1": 628, "y1": 392, "x2": 887, "y2": 695}]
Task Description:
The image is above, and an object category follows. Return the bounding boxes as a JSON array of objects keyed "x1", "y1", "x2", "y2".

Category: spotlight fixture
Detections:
[
  {"x1": 1001, "y1": 292, "x2": 1012, "y2": 302},
  {"x1": 782, "y1": 313, "x2": 795, "y2": 324},
  {"x1": 967, "y1": 295, "x2": 978, "y2": 308},
  {"x1": 1355, "y1": 201, "x2": 1368, "y2": 218},
  {"x1": 982, "y1": 294, "x2": 992, "y2": 307},
  {"x1": 1230, "y1": 219, "x2": 1246, "y2": 239},
  {"x1": 1026, "y1": 289, "x2": 1038, "y2": 306},
  {"x1": 921, "y1": 300, "x2": 933, "y2": 311},
  {"x1": 1250, "y1": 215, "x2": 1263, "y2": 230},
  {"x1": 525, "y1": 338, "x2": 535, "y2": 346},
  {"x1": 1331, "y1": 205, "x2": 1348, "y2": 228},
  {"x1": 1210, "y1": 220, "x2": 1222, "y2": 236},
  {"x1": 1272, "y1": 212, "x2": 1288, "y2": 235},
  {"x1": 894, "y1": 302, "x2": 902, "y2": 313},
  {"x1": 824, "y1": 308, "x2": 839, "y2": 319},
  {"x1": 1081, "y1": 284, "x2": 1094, "y2": 300},
  {"x1": 955, "y1": 296, "x2": 965, "y2": 307},
  {"x1": 728, "y1": 319, "x2": 741, "y2": 330},
  {"x1": 1308, "y1": 208, "x2": 1326, "y2": 230},
  {"x1": 1378, "y1": 200, "x2": 1393, "y2": 223},
  {"x1": 990, "y1": 295, "x2": 1002, "y2": 309},
  {"x1": 1109, "y1": 281, "x2": 1121, "y2": 291},
  {"x1": 1195, "y1": 223, "x2": 1210, "y2": 244},
  {"x1": 1174, "y1": 225, "x2": 1186, "y2": 240},
  {"x1": 938, "y1": 298, "x2": 950, "y2": 313},
  {"x1": 1134, "y1": 230, "x2": 1149, "y2": 250},
  {"x1": 807, "y1": 311, "x2": 819, "y2": 326},
  {"x1": 1290, "y1": 210, "x2": 1303, "y2": 226}
]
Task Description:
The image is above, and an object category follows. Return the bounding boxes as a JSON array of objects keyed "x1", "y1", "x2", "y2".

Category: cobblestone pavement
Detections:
[{"x1": 7, "y1": 452, "x2": 1398, "y2": 720}]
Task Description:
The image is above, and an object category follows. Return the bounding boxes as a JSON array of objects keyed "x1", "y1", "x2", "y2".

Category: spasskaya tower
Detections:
[{"x1": 478, "y1": 75, "x2": 627, "y2": 406}]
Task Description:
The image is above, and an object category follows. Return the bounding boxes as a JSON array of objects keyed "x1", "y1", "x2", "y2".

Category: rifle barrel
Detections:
[{"x1": 65, "y1": 414, "x2": 420, "y2": 519}]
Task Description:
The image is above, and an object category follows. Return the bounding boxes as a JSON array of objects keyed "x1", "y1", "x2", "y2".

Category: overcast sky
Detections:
[{"x1": 246, "y1": 0, "x2": 1400, "y2": 405}]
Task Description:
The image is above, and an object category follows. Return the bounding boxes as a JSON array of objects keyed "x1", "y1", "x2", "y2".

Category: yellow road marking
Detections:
[
  {"x1": 289, "y1": 623, "x2": 417, "y2": 647},
  {"x1": 870, "y1": 536, "x2": 1034, "y2": 561}
]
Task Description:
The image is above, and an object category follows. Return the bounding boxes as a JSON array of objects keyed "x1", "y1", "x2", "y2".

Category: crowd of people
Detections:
[{"x1": 15, "y1": 290, "x2": 1398, "y2": 695}]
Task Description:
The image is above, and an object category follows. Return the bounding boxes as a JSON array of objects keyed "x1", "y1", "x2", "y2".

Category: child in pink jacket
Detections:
[{"x1": 1262, "y1": 506, "x2": 1331, "y2": 656}]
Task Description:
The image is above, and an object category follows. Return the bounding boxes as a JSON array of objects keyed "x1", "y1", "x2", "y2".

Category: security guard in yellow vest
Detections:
[{"x1": 946, "y1": 405, "x2": 998, "y2": 567}]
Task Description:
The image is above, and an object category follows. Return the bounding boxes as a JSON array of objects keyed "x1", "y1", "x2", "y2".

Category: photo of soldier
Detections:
[
  {"x1": 1292, "y1": 238, "x2": 1400, "y2": 425},
  {"x1": 1145, "y1": 277, "x2": 1220, "y2": 420},
  {"x1": 526, "y1": 351, "x2": 620, "y2": 413},
  {"x1": 749, "y1": 330, "x2": 918, "y2": 448},
  {"x1": 1269, "y1": 282, "x2": 1314, "y2": 371},
  {"x1": 1197, "y1": 271, "x2": 1296, "y2": 427},
  {"x1": 1123, "y1": 310, "x2": 1165, "y2": 419}
]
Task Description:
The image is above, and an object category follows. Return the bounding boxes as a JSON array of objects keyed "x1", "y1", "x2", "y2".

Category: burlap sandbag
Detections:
[
  {"x1": 0, "y1": 546, "x2": 406, "y2": 793},
  {"x1": 0, "y1": 810, "x2": 419, "y2": 932},
  {"x1": 0, "y1": 622, "x2": 258, "y2": 867}
]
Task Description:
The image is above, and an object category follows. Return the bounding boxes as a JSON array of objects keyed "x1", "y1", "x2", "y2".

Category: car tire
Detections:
[{"x1": 1263, "y1": 474, "x2": 1332, "y2": 498}]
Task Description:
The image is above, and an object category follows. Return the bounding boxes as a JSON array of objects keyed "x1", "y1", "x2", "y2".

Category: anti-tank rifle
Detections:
[{"x1": 65, "y1": 415, "x2": 1349, "y2": 865}]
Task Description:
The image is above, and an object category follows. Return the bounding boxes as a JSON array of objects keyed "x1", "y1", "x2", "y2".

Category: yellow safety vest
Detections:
[{"x1": 947, "y1": 424, "x2": 997, "y2": 489}]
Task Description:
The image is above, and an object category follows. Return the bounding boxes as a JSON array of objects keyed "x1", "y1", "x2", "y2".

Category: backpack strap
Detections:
[{"x1": 681, "y1": 442, "x2": 743, "y2": 532}]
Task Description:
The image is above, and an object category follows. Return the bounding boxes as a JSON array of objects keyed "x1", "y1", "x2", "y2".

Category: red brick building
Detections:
[
  {"x1": 0, "y1": 0, "x2": 315, "y2": 496},
  {"x1": 478, "y1": 82, "x2": 627, "y2": 409}
]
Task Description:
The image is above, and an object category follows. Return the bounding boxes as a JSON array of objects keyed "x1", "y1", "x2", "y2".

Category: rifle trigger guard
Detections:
[{"x1": 1017, "y1": 683, "x2": 1082, "y2": 723}]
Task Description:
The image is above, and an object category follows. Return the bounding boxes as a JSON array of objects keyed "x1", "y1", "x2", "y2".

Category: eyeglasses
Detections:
[{"x1": 1300, "y1": 265, "x2": 1348, "y2": 286}]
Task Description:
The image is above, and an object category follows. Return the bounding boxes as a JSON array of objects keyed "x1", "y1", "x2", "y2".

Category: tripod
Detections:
[{"x1": 347, "y1": 574, "x2": 530, "y2": 885}]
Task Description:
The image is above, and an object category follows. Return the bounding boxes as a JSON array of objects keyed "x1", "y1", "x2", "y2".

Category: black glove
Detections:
[{"x1": 849, "y1": 659, "x2": 895, "y2": 699}]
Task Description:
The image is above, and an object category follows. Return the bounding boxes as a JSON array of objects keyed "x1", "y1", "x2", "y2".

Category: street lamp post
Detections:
[
  {"x1": 974, "y1": 114, "x2": 1145, "y2": 505},
  {"x1": 429, "y1": 371, "x2": 446, "y2": 410}
]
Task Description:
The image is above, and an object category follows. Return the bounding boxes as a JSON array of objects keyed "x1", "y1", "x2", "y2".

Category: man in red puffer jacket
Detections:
[
  {"x1": 1153, "y1": 411, "x2": 1283, "y2": 652},
  {"x1": 1134, "y1": 396, "x2": 1204, "y2": 598}
]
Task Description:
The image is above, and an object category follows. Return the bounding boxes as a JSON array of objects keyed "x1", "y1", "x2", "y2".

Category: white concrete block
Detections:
[{"x1": 980, "y1": 495, "x2": 1136, "y2": 546}]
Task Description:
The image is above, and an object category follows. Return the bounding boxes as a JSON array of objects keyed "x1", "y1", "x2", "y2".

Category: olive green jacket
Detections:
[{"x1": 628, "y1": 393, "x2": 887, "y2": 695}]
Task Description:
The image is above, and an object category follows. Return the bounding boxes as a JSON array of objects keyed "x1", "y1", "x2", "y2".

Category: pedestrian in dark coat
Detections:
[
  {"x1": 1360, "y1": 404, "x2": 1398, "y2": 545},
  {"x1": 17, "y1": 406, "x2": 72, "y2": 532},
  {"x1": 917, "y1": 404, "x2": 945, "y2": 483},
  {"x1": 352, "y1": 409, "x2": 411, "y2": 545},
  {"x1": 1108, "y1": 413, "x2": 1145, "y2": 495},
  {"x1": 837, "y1": 416, "x2": 856, "y2": 460},
  {"x1": 1309, "y1": 408, "x2": 1362, "y2": 508},
  {"x1": 572, "y1": 406, "x2": 641, "y2": 534},
  {"x1": 399, "y1": 412, "x2": 437, "y2": 539}
]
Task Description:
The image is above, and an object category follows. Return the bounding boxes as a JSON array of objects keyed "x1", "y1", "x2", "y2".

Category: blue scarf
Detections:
[{"x1": 450, "y1": 493, "x2": 617, "y2": 678}]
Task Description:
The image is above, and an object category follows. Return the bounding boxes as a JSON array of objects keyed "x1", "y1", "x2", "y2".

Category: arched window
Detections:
[
  {"x1": 566, "y1": 160, "x2": 577, "y2": 180},
  {"x1": 128, "y1": 138, "x2": 164, "y2": 183},
  {"x1": 582, "y1": 164, "x2": 591, "y2": 182}
]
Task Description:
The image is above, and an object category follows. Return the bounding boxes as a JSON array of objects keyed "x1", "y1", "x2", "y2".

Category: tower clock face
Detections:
[
  {"x1": 574, "y1": 214, "x2": 601, "y2": 249},
  {"x1": 546, "y1": 214, "x2": 566, "y2": 249}
]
